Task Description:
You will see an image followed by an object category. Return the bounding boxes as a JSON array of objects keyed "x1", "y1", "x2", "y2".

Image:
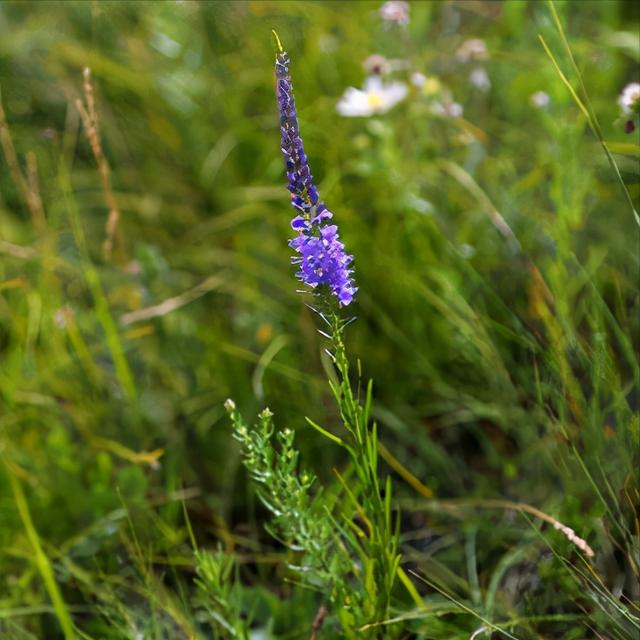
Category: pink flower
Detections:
[
  {"x1": 618, "y1": 82, "x2": 640, "y2": 116},
  {"x1": 456, "y1": 39, "x2": 489, "y2": 62},
  {"x1": 379, "y1": 1, "x2": 410, "y2": 26}
]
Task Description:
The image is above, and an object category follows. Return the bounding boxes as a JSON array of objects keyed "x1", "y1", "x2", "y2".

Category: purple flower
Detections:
[{"x1": 275, "y1": 49, "x2": 357, "y2": 307}]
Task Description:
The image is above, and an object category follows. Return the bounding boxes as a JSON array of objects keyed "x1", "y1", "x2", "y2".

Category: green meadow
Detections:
[{"x1": 0, "y1": 1, "x2": 638, "y2": 638}]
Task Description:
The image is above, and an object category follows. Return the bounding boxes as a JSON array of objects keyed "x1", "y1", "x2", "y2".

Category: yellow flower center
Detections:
[
  {"x1": 423, "y1": 78, "x2": 441, "y2": 96},
  {"x1": 366, "y1": 91, "x2": 385, "y2": 109}
]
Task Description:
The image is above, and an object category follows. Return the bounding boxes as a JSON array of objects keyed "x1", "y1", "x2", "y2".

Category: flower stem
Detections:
[{"x1": 327, "y1": 309, "x2": 400, "y2": 629}]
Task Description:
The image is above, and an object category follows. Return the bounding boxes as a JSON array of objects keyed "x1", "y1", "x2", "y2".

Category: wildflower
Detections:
[
  {"x1": 618, "y1": 81, "x2": 640, "y2": 116},
  {"x1": 289, "y1": 225, "x2": 356, "y2": 306},
  {"x1": 469, "y1": 67, "x2": 490, "y2": 92},
  {"x1": 410, "y1": 72, "x2": 427, "y2": 89},
  {"x1": 379, "y1": 1, "x2": 410, "y2": 26},
  {"x1": 337, "y1": 76, "x2": 408, "y2": 117},
  {"x1": 411, "y1": 72, "x2": 441, "y2": 96},
  {"x1": 618, "y1": 81, "x2": 640, "y2": 133},
  {"x1": 530, "y1": 91, "x2": 550, "y2": 109},
  {"x1": 363, "y1": 54, "x2": 390, "y2": 76},
  {"x1": 456, "y1": 38, "x2": 489, "y2": 63},
  {"x1": 275, "y1": 46, "x2": 357, "y2": 306},
  {"x1": 431, "y1": 100, "x2": 464, "y2": 118}
]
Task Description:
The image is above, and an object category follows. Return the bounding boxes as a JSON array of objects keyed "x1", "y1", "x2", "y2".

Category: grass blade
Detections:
[{"x1": 6, "y1": 464, "x2": 75, "y2": 640}]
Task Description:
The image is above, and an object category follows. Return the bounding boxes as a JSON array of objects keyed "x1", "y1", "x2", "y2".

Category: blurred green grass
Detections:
[{"x1": 0, "y1": 1, "x2": 638, "y2": 638}]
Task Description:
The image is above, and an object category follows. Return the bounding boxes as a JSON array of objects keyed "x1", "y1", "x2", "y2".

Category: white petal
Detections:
[
  {"x1": 411, "y1": 72, "x2": 427, "y2": 88},
  {"x1": 619, "y1": 82, "x2": 640, "y2": 114},
  {"x1": 337, "y1": 88, "x2": 374, "y2": 117},
  {"x1": 363, "y1": 76, "x2": 384, "y2": 92},
  {"x1": 383, "y1": 82, "x2": 408, "y2": 106},
  {"x1": 449, "y1": 102, "x2": 463, "y2": 117}
]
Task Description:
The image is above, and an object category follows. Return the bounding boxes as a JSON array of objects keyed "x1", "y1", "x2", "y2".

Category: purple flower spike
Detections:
[{"x1": 275, "y1": 46, "x2": 357, "y2": 307}]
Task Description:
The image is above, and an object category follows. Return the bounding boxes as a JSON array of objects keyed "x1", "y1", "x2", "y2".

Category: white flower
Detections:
[
  {"x1": 379, "y1": 1, "x2": 410, "y2": 26},
  {"x1": 337, "y1": 76, "x2": 408, "y2": 117},
  {"x1": 431, "y1": 100, "x2": 464, "y2": 118},
  {"x1": 530, "y1": 91, "x2": 550, "y2": 109},
  {"x1": 469, "y1": 67, "x2": 490, "y2": 92},
  {"x1": 456, "y1": 38, "x2": 488, "y2": 62},
  {"x1": 410, "y1": 72, "x2": 427, "y2": 89},
  {"x1": 411, "y1": 73, "x2": 441, "y2": 96},
  {"x1": 618, "y1": 82, "x2": 640, "y2": 115}
]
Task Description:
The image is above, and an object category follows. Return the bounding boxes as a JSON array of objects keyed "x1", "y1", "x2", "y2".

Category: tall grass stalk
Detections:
[{"x1": 5, "y1": 463, "x2": 75, "y2": 640}]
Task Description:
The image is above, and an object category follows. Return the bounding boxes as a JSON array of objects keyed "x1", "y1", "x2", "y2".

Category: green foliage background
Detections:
[{"x1": 0, "y1": 1, "x2": 638, "y2": 638}]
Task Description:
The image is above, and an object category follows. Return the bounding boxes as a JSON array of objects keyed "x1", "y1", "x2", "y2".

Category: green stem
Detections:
[
  {"x1": 328, "y1": 309, "x2": 399, "y2": 630},
  {"x1": 6, "y1": 465, "x2": 76, "y2": 640}
]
